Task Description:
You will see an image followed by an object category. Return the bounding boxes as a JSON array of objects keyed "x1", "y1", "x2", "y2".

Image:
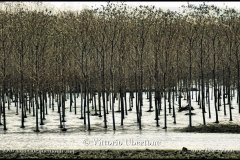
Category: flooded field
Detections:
[
  {"x1": 1, "y1": 1, "x2": 240, "y2": 154},
  {"x1": 0, "y1": 90, "x2": 240, "y2": 150}
]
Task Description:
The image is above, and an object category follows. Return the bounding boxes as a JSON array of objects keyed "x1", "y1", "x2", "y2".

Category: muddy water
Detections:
[
  {"x1": 1, "y1": 131, "x2": 240, "y2": 150},
  {"x1": 0, "y1": 90, "x2": 240, "y2": 150}
]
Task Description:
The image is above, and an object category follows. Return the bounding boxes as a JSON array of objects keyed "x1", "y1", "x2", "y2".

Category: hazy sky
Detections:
[{"x1": 43, "y1": 1, "x2": 240, "y2": 12}]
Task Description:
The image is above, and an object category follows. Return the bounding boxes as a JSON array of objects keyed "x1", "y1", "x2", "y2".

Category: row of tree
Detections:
[{"x1": 0, "y1": 2, "x2": 240, "y2": 131}]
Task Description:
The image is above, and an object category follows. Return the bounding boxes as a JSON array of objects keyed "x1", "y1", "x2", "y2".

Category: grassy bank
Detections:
[
  {"x1": 175, "y1": 123, "x2": 240, "y2": 133},
  {"x1": 1, "y1": 149, "x2": 240, "y2": 159}
]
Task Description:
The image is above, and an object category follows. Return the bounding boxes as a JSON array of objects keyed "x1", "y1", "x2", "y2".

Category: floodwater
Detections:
[{"x1": 0, "y1": 89, "x2": 240, "y2": 150}]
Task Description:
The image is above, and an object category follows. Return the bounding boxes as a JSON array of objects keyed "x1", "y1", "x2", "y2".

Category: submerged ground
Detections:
[{"x1": 0, "y1": 89, "x2": 240, "y2": 152}]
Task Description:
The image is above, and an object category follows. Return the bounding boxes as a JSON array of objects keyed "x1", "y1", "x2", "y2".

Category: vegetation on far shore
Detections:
[
  {"x1": 1, "y1": 149, "x2": 240, "y2": 159},
  {"x1": 175, "y1": 123, "x2": 240, "y2": 133}
]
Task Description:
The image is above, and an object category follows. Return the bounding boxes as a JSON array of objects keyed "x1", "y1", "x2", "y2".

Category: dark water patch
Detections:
[{"x1": 178, "y1": 105, "x2": 194, "y2": 112}]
